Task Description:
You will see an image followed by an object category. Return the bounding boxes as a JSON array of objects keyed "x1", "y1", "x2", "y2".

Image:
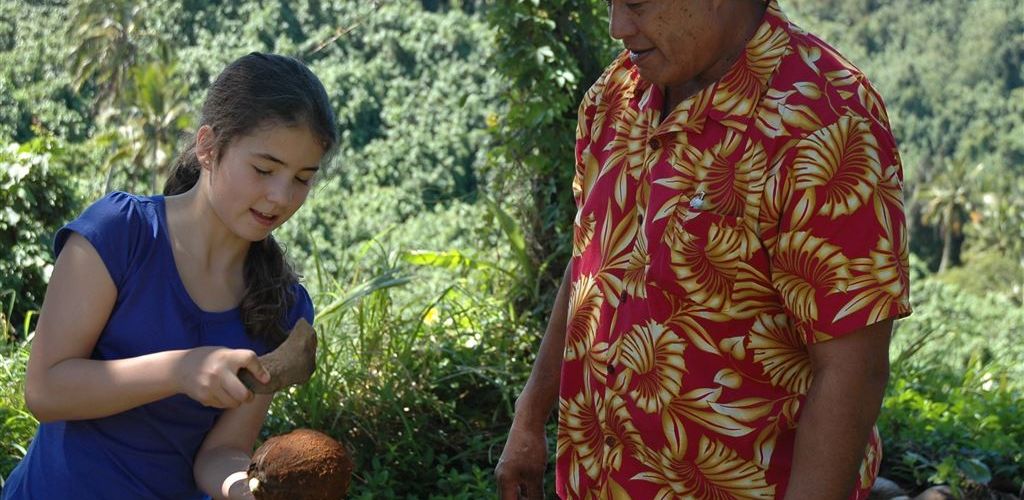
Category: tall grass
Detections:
[
  {"x1": 263, "y1": 242, "x2": 541, "y2": 497},
  {"x1": 0, "y1": 321, "x2": 37, "y2": 487}
]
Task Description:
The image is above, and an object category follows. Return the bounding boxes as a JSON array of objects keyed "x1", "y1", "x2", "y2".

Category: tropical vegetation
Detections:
[{"x1": 1, "y1": 0, "x2": 1021, "y2": 497}]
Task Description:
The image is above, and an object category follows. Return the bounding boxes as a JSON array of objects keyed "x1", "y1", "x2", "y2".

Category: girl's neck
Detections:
[{"x1": 164, "y1": 185, "x2": 250, "y2": 276}]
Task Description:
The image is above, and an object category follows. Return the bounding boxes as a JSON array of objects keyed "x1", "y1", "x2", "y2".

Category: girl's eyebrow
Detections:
[
  {"x1": 254, "y1": 152, "x2": 287, "y2": 166},
  {"x1": 253, "y1": 152, "x2": 320, "y2": 171}
]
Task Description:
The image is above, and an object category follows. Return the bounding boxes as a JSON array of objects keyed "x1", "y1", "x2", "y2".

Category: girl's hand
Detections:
[{"x1": 178, "y1": 347, "x2": 270, "y2": 408}]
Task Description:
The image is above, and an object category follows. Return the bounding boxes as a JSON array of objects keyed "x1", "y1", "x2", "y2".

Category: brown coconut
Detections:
[{"x1": 247, "y1": 429, "x2": 354, "y2": 500}]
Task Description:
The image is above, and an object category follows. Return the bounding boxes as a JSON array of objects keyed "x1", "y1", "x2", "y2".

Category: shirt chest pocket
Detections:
[{"x1": 648, "y1": 207, "x2": 745, "y2": 312}]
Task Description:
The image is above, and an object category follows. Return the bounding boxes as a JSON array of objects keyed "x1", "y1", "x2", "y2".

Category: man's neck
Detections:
[{"x1": 663, "y1": 1, "x2": 768, "y2": 114}]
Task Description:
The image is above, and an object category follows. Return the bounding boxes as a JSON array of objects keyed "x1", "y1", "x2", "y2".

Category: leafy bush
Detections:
[
  {"x1": 880, "y1": 360, "x2": 1023, "y2": 497},
  {"x1": 262, "y1": 246, "x2": 542, "y2": 497},
  {"x1": 891, "y1": 276, "x2": 1024, "y2": 381},
  {"x1": 0, "y1": 138, "x2": 81, "y2": 338},
  {"x1": 881, "y1": 272, "x2": 1024, "y2": 496},
  {"x1": 486, "y1": 0, "x2": 617, "y2": 308}
]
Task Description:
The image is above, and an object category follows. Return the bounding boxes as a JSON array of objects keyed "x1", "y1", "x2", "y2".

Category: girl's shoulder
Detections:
[
  {"x1": 58, "y1": 191, "x2": 162, "y2": 241},
  {"x1": 54, "y1": 191, "x2": 165, "y2": 289}
]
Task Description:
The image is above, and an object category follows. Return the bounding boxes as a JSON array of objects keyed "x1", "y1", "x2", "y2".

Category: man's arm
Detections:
[
  {"x1": 495, "y1": 262, "x2": 572, "y2": 499},
  {"x1": 783, "y1": 319, "x2": 893, "y2": 500}
]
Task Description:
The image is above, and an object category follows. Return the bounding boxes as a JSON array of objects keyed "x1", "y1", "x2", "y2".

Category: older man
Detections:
[{"x1": 495, "y1": 0, "x2": 912, "y2": 498}]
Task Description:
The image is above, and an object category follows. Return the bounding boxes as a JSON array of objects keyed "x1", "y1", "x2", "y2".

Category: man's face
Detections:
[{"x1": 608, "y1": 0, "x2": 731, "y2": 90}]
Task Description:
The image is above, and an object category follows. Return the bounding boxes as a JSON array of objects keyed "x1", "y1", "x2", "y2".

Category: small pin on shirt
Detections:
[{"x1": 689, "y1": 190, "x2": 706, "y2": 210}]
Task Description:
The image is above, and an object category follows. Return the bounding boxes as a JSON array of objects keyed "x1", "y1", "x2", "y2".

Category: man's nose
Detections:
[{"x1": 608, "y1": 3, "x2": 636, "y2": 40}]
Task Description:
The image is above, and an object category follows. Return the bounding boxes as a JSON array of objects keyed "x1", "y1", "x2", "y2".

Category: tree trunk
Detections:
[
  {"x1": 939, "y1": 202, "x2": 954, "y2": 272},
  {"x1": 939, "y1": 227, "x2": 953, "y2": 273}
]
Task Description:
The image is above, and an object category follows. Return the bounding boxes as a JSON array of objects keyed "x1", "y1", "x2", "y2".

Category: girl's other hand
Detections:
[{"x1": 178, "y1": 347, "x2": 270, "y2": 408}]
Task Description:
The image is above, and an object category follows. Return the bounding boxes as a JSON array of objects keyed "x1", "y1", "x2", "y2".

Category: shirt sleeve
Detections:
[
  {"x1": 769, "y1": 114, "x2": 912, "y2": 345},
  {"x1": 573, "y1": 54, "x2": 625, "y2": 210},
  {"x1": 286, "y1": 283, "x2": 315, "y2": 329},
  {"x1": 53, "y1": 191, "x2": 145, "y2": 291}
]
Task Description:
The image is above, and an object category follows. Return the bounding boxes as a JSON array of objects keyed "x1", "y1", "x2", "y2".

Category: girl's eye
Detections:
[
  {"x1": 295, "y1": 176, "x2": 312, "y2": 186},
  {"x1": 253, "y1": 166, "x2": 272, "y2": 176}
]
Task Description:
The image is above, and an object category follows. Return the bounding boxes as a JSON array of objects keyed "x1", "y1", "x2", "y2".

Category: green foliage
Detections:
[
  {"x1": 486, "y1": 0, "x2": 617, "y2": 308},
  {"x1": 880, "y1": 360, "x2": 1024, "y2": 496},
  {"x1": 881, "y1": 273, "x2": 1024, "y2": 495},
  {"x1": 100, "y1": 58, "x2": 192, "y2": 194},
  {"x1": 0, "y1": 138, "x2": 82, "y2": 336},
  {"x1": 0, "y1": 337, "x2": 35, "y2": 486},
  {"x1": 936, "y1": 248, "x2": 1023, "y2": 305},
  {"x1": 892, "y1": 276, "x2": 1024, "y2": 380},
  {"x1": 262, "y1": 247, "x2": 540, "y2": 497},
  {"x1": 68, "y1": 0, "x2": 159, "y2": 112},
  {"x1": 0, "y1": 2, "x2": 91, "y2": 141}
]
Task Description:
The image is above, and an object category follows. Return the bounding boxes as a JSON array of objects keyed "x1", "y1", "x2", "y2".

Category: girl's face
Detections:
[{"x1": 200, "y1": 124, "x2": 325, "y2": 242}]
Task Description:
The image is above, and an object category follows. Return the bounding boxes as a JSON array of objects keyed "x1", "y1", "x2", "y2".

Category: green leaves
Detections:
[
  {"x1": 882, "y1": 273, "x2": 1024, "y2": 495},
  {"x1": 0, "y1": 138, "x2": 81, "y2": 337},
  {"x1": 486, "y1": 0, "x2": 616, "y2": 310}
]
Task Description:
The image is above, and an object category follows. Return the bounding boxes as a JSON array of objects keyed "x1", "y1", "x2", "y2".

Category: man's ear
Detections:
[{"x1": 195, "y1": 125, "x2": 217, "y2": 171}]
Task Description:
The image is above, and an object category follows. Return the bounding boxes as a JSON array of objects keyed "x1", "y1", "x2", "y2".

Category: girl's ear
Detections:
[{"x1": 195, "y1": 125, "x2": 217, "y2": 172}]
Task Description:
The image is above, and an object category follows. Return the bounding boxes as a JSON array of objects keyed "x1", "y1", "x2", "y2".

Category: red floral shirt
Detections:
[{"x1": 556, "y1": 3, "x2": 912, "y2": 498}]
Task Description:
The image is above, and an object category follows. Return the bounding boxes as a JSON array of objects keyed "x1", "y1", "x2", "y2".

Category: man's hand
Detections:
[
  {"x1": 495, "y1": 262, "x2": 571, "y2": 499},
  {"x1": 495, "y1": 420, "x2": 549, "y2": 499}
]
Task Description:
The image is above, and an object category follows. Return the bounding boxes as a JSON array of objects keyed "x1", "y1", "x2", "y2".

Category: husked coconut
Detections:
[{"x1": 247, "y1": 429, "x2": 354, "y2": 500}]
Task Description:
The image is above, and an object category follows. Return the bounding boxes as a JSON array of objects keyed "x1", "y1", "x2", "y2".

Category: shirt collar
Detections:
[{"x1": 631, "y1": 0, "x2": 791, "y2": 136}]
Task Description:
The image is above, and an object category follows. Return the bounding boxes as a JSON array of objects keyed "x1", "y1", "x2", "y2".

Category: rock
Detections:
[
  {"x1": 870, "y1": 476, "x2": 908, "y2": 499},
  {"x1": 247, "y1": 428, "x2": 354, "y2": 500},
  {"x1": 914, "y1": 485, "x2": 956, "y2": 500}
]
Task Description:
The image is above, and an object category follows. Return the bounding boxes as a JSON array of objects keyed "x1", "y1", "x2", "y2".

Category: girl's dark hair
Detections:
[{"x1": 163, "y1": 52, "x2": 337, "y2": 346}]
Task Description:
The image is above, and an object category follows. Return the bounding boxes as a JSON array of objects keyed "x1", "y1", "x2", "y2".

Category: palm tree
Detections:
[
  {"x1": 68, "y1": 0, "x2": 152, "y2": 115},
  {"x1": 102, "y1": 60, "x2": 191, "y2": 193},
  {"x1": 919, "y1": 161, "x2": 983, "y2": 272}
]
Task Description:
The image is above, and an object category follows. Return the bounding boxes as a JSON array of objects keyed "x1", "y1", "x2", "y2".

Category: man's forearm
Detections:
[
  {"x1": 514, "y1": 262, "x2": 573, "y2": 428},
  {"x1": 783, "y1": 366, "x2": 888, "y2": 500}
]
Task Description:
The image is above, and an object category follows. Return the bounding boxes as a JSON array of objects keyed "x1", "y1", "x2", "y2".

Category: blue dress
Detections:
[{"x1": 2, "y1": 192, "x2": 314, "y2": 499}]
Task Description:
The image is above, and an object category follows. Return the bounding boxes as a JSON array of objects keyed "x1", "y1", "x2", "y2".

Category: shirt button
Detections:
[
  {"x1": 607, "y1": 364, "x2": 616, "y2": 376},
  {"x1": 649, "y1": 138, "x2": 661, "y2": 149},
  {"x1": 619, "y1": 291, "x2": 628, "y2": 303},
  {"x1": 605, "y1": 436, "x2": 616, "y2": 447}
]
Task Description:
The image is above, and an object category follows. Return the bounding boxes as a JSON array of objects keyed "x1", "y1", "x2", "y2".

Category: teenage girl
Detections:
[{"x1": 2, "y1": 52, "x2": 337, "y2": 499}]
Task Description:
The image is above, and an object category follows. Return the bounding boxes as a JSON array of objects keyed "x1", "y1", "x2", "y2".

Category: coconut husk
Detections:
[
  {"x1": 239, "y1": 318, "x2": 318, "y2": 394},
  {"x1": 247, "y1": 428, "x2": 354, "y2": 500}
]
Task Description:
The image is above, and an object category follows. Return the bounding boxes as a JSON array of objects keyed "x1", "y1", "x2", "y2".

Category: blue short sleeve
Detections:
[
  {"x1": 54, "y1": 192, "x2": 149, "y2": 290},
  {"x1": 287, "y1": 283, "x2": 315, "y2": 329}
]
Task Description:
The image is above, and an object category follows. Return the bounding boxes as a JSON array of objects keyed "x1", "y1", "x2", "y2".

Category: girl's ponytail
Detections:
[
  {"x1": 242, "y1": 236, "x2": 297, "y2": 346},
  {"x1": 163, "y1": 142, "x2": 202, "y2": 196}
]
